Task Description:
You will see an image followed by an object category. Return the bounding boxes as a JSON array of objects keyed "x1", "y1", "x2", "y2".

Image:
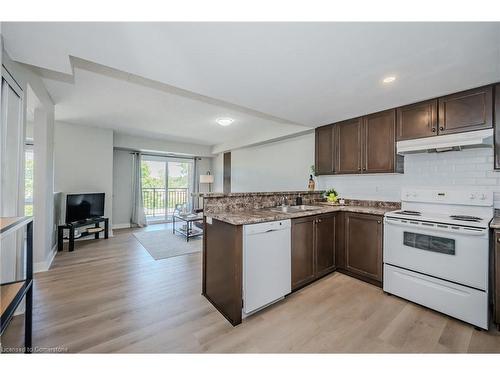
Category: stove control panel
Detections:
[{"x1": 401, "y1": 188, "x2": 493, "y2": 206}]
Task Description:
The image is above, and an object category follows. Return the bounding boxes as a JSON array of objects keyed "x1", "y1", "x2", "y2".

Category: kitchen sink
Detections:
[{"x1": 267, "y1": 205, "x2": 322, "y2": 214}]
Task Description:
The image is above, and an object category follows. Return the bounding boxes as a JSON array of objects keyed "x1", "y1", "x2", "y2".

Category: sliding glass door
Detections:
[{"x1": 141, "y1": 156, "x2": 193, "y2": 223}]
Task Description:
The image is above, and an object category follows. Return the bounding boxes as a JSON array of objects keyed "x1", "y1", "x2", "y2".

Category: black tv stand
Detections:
[{"x1": 57, "y1": 217, "x2": 109, "y2": 252}]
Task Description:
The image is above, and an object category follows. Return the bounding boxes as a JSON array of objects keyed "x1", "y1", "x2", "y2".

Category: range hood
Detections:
[{"x1": 397, "y1": 129, "x2": 494, "y2": 154}]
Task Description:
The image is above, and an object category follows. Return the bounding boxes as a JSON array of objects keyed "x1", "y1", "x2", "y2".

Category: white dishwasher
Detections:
[{"x1": 242, "y1": 219, "x2": 291, "y2": 316}]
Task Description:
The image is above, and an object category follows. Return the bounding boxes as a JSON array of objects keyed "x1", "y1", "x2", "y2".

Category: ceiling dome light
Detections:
[
  {"x1": 382, "y1": 76, "x2": 397, "y2": 84},
  {"x1": 216, "y1": 117, "x2": 234, "y2": 126}
]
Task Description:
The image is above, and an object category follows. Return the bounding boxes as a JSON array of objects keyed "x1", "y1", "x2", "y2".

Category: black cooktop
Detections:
[
  {"x1": 394, "y1": 210, "x2": 422, "y2": 216},
  {"x1": 450, "y1": 215, "x2": 482, "y2": 222}
]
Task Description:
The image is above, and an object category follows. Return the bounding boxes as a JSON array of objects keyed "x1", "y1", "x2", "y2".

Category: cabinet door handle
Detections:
[
  {"x1": 377, "y1": 221, "x2": 381, "y2": 224},
  {"x1": 431, "y1": 128, "x2": 436, "y2": 133},
  {"x1": 439, "y1": 126, "x2": 444, "y2": 131},
  {"x1": 497, "y1": 237, "x2": 500, "y2": 243}
]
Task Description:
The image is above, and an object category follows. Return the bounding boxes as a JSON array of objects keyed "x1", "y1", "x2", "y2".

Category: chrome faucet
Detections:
[{"x1": 280, "y1": 195, "x2": 289, "y2": 207}]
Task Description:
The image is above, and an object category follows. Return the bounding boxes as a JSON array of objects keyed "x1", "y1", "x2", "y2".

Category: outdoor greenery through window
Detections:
[{"x1": 141, "y1": 157, "x2": 192, "y2": 221}]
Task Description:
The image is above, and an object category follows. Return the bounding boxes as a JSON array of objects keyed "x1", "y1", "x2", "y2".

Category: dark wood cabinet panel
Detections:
[
  {"x1": 344, "y1": 213, "x2": 383, "y2": 283},
  {"x1": 438, "y1": 86, "x2": 493, "y2": 135},
  {"x1": 223, "y1": 152, "x2": 231, "y2": 194},
  {"x1": 315, "y1": 214, "x2": 336, "y2": 277},
  {"x1": 336, "y1": 117, "x2": 363, "y2": 174},
  {"x1": 315, "y1": 83, "x2": 497, "y2": 176},
  {"x1": 495, "y1": 84, "x2": 500, "y2": 170},
  {"x1": 315, "y1": 125, "x2": 335, "y2": 175},
  {"x1": 494, "y1": 230, "x2": 500, "y2": 330},
  {"x1": 397, "y1": 99, "x2": 437, "y2": 141},
  {"x1": 291, "y1": 217, "x2": 315, "y2": 290},
  {"x1": 291, "y1": 213, "x2": 337, "y2": 291},
  {"x1": 203, "y1": 219, "x2": 243, "y2": 326},
  {"x1": 335, "y1": 212, "x2": 345, "y2": 269},
  {"x1": 363, "y1": 109, "x2": 396, "y2": 173}
]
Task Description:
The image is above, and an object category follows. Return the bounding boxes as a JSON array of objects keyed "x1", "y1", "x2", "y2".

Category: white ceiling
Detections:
[
  {"x1": 36, "y1": 58, "x2": 308, "y2": 148},
  {"x1": 3, "y1": 22, "x2": 500, "y2": 149}
]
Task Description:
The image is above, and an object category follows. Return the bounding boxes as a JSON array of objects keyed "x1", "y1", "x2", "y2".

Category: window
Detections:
[
  {"x1": 403, "y1": 232, "x2": 455, "y2": 255},
  {"x1": 141, "y1": 156, "x2": 193, "y2": 222}
]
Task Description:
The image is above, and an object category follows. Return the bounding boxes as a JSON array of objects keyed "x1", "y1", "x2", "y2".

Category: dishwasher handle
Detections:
[{"x1": 244, "y1": 219, "x2": 291, "y2": 235}]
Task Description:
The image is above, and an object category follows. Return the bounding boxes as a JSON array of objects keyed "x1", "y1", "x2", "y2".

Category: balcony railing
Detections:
[{"x1": 142, "y1": 187, "x2": 189, "y2": 220}]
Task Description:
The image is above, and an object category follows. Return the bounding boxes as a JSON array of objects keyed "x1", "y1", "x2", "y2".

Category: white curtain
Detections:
[
  {"x1": 191, "y1": 157, "x2": 199, "y2": 211},
  {"x1": 131, "y1": 152, "x2": 147, "y2": 227}
]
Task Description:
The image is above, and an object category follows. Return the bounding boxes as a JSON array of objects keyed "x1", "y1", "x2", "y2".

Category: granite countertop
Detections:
[
  {"x1": 206, "y1": 204, "x2": 395, "y2": 225},
  {"x1": 491, "y1": 216, "x2": 500, "y2": 229},
  {"x1": 201, "y1": 190, "x2": 324, "y2": 198}
]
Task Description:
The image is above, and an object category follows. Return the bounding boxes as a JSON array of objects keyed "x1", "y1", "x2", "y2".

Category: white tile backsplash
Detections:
[{"x1": 317, "y1": 148, "x2": 500, "y2": 207}]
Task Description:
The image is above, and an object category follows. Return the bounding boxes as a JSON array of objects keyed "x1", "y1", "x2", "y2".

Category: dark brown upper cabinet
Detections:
[
  {"x1": 438, "y1": 86, "x2": 493, "y2": 135},
  {"x1": 335, "y1": 111, "x2": 400, "y2": 175},
  {"x1": 315, "y1": 125, "x2": 335, "y2": 175},
  {"x1": 291, "y1": 213, "x2": 336, "y2": 291},
  {"x1": 363, "y1": 109, "x2": 396, "y2": 173},
  {"x1": 344, "y1": 213, "x2": 383, "y2": 283},
  {"x1": 336, "y1": 117, "x2": 363, "y2": 174},
  {"x1": 495, "y1": 84, "x2": 500, "y2": 170},
  {"x1": 315, "y1": 83, "x2": 496, "y2": 175},
  {"x1": 397, "y1": 99, "x2": 438, "y2": 141}
]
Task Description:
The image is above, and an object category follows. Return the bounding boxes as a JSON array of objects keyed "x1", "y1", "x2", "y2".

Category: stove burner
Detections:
[
  {"x1": 394, "y1": 210, "x2": 421, "y2": 216},
  {"x1": 450, "y1": 215, "x2": 482, "y2": 222}
]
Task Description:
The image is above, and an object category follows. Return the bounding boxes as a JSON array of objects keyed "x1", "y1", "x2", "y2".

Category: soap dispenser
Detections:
[{"x1": 308, "y1": 175, "x2": 315, "y2": 191}]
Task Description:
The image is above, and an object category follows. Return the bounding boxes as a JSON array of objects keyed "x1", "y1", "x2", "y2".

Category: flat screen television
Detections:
[{"x1": 65, "y1": 193, "x2": 105, "y2": 223}]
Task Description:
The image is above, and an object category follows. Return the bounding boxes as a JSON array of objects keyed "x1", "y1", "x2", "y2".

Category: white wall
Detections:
[
  {"x1": 318, "y1": 147, "x2": 500, "y2": 207},
  {"x1": 2, "y1": 48, "x2": 56, "y2": 273},
  {"x1": 227, "y1": 133, "x2": 315, "y2": 192},
  {"x1": 54, "y1": 122, "x2": 114, "y2": 228},
  {"x1": 32, "y1": 108, "x2": 55, "y2": 271},
  {"x1": 113, "y1": 132, "x2": 213, "y2": 157},
  {"x1": 112, "y1": 149, "x2": 133, "y2": 227}
]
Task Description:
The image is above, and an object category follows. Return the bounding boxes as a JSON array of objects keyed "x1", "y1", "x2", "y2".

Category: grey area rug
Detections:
[{"x1": 133, "y1": 229, "x2": 202, "y2": 260}]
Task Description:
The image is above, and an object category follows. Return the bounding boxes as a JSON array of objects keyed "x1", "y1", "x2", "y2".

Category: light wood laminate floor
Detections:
[{"x1": 2, "y1": 225, "x2": 500, "y2": 353}]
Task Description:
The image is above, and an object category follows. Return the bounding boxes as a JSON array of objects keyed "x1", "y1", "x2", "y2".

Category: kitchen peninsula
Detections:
[{"x1": 202, "y1": 191, "x2": 399, "y2": 325}]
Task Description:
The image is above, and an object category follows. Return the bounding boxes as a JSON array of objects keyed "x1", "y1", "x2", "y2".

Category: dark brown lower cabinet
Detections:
[
  {"x1": 343, "y1": 212, "x2": 383, "y2": 285},
  {"x1": 291, "y1": 213, "x2": 336, "y2": 290},
  {"x1": 203, "y1": 218, "x2": 243, "y2": 326},
  {"x1": 291, "y1": 217, "x2": 316, "y2": 290},
  {"x1": 494, "y1": 230, "x2": 500, "y2": 330},
  {"x1": 315, "y1": 214, "x2": 336, "y2": 277}
]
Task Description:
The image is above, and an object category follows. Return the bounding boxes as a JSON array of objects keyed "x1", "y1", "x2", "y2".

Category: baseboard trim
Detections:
[
  {"x1": 34, "y1": 244, "x2": 58, "y2": 273},
  {"x1": 113, "y1": 223, "x2": 131, "y2": 230}
]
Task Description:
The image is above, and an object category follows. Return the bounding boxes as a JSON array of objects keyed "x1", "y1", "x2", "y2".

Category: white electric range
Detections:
[{"x1": 383, "y1": 188, "x2": 494, "y2": 330}]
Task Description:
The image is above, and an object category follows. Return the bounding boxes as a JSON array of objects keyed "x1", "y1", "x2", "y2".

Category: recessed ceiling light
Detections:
[
  {"x1": 216, "y1": 117, "x2": 234, "y2": 127},
  {"x1": 382, "y1": 76, "x2": 397, "y2": 84}
]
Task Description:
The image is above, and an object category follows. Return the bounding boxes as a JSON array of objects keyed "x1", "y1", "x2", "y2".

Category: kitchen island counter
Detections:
[{"x1": 205, "y1": 204, "x2": 397, "y2": 226}]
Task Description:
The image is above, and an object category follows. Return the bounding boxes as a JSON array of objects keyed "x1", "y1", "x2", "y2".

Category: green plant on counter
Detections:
[{"x1": 325, "y1": 188, "x2": 338, "y2": 203}]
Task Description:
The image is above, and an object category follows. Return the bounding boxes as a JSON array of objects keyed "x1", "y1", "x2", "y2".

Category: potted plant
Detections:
[{"x1": 325, "y1": 188, "x2": 338, "y2": 203}]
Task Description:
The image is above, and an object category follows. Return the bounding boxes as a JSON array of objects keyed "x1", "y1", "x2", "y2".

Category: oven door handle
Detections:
[{"x1": 383, "y1": 218, "x2": 487, "y2": 236}]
